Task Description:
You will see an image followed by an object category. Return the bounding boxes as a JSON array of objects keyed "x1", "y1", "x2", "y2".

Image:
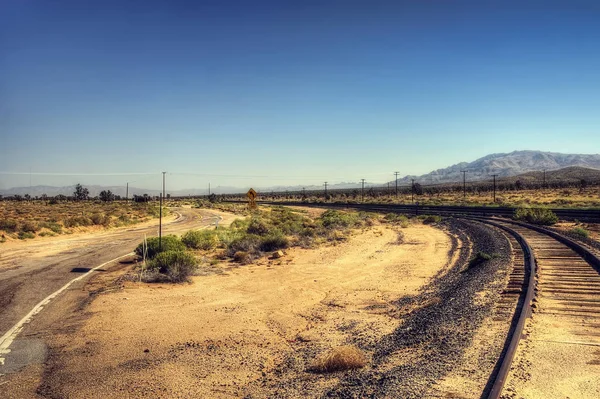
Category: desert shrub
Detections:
[
  {"x1": 514, "y1": 207, "x2": 558, "y2": 225},
  {"x1": 260, "y1": 231, "x2": 289, "y2": 252},
  {"x1": 135, "y1": 235, "x2": 186, "y2": 259},
  {"x1": 319, "y1": 210, "x2": 360, "y2": 229},
  {"x1": 226, "y1": 234, "x2": 262, "y2": 257},
  {"x1": 467, "y1": 251, "x2": 497, "y2": 270},
  {"x1": 40, "y1": 221, "x2": 63, "y2": 233},
  {"x1": 230, "y1": 218, "x2": 251, "y2": 230},
  {"x1": 247, "y1": 218, "x2": 271, "y2": 236},
  {"x1": 38, "y1": 231, "x2": 57, "y2": 237},
  {"x1": 0, "y1": 218, "x2": 18, "y2": 232},
  {"x1": 383, "y1": 213, "x2": 408, "y2": 224},
  {"x1": 420, "y1": 215, "x2": 442, "y2": 225},
  {"x1": 182, "y1": 229, "x2": 219, "y2": 250},
  {"x1": 569, "y1": 227, "x2": 589, "y2": 239},
  {"x1": 20, "y1": 220, "x2": 40, "y2": 233},
  {"x1": 90, "y1": 213, "x2": 111, "y2": 226},
  {"x1": 64, "y1": 216, "x2": 93, "y2": 228},
  {"x1": 146, "y1": 250, "x2": 198, "y2": 282},
  {"x1": 18, "y1": 231, "x2": 36, "y2": 239},
  {"x1": 310, "y1": 345, "x2": 367, "y2": 373},
  {"x1": 233, "y1": 251, "x2": 252, "y2": 264}
]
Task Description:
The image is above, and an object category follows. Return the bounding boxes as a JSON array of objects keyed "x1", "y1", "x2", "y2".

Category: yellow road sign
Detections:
[{"x1": 247, "y1": 188, "x2": 257, "y2": 200}]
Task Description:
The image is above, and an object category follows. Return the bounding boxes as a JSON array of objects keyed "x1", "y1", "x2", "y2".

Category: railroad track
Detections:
[
  {"x1": 248, "y1": 201, "x2": 600, "y2": 222},
  {"x1": 472, "y1": 218, "x2": 600, "y2": 398}
]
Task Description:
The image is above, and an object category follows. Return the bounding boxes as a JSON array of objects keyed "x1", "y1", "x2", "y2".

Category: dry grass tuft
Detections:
[{"x1": 309, "y1": 345, "x2": 367, "y2": 373}]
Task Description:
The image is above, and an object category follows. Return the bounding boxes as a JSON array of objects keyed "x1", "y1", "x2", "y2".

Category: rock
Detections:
[{"x1": 272, "y1": 250, "x2": 284, "y2": 259}]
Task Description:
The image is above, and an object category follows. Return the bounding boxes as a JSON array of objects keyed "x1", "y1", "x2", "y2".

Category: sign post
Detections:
[{"x1": 247, "y1": 188, "x2": 258, "y2": 210}]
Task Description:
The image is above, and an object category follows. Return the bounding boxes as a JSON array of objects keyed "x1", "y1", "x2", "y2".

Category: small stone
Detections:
[{"x1": 272, "y1": 250, "x2": 284, "y2": 259}]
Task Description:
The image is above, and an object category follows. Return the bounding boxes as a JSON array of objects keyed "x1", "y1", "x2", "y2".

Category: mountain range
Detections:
[{"x1": 1, "y1": 151, "x2": 599, "y2": 197}]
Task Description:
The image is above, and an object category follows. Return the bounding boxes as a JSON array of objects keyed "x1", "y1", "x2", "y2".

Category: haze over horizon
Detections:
[{"x1": 2, "y1": 1, "x2": 600, "y2": 190}]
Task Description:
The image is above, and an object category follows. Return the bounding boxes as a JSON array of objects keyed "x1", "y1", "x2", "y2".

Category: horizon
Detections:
[{"x1": 2, "y1": 1, "x2": 600, "y2": 191}]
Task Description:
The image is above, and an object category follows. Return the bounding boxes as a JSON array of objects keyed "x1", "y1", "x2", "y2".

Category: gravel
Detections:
[{"x1": 244, "y1": 218, "x2": 512, "y2": 398}]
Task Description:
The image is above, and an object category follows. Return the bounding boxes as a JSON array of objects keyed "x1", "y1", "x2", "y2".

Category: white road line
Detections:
[{"x1": 0, "y1": 252, "x2": 134, "y2": 366}]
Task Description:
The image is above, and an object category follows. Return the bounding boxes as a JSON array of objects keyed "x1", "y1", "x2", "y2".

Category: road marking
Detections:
[{"x1": 0, "y1": 252, "x2": 134, "y2": 367}]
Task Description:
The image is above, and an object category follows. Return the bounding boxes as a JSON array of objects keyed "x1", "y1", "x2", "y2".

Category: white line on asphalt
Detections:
[{"x1": 0, "y1": 252, "x2": 134, "y2": 367}]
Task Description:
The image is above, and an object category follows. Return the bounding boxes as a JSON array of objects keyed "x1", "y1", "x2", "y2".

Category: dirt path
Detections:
[{"x1": 30, "y1": 224, "x2": 452, "y2": 398}]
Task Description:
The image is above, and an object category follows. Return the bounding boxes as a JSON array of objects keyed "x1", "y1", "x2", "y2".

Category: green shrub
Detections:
[
  {"x1": 569, "y1": 227, "x2": 589, "y2": 239},
  {"x1": 0, "y1": 218, "x2": 18, "y2": 232},
  {"x1": 64, "y1": 216, "x2": 93, "y2": 228},
  {"x1": 18, "y1": 231, "x2": 36, "y2": 239},
  {"x1": 182, "y1": 229, "x2": 219, "y2": 250},
  {"x1": 226, "y1": 234, "x2": 262, "y2": 257},
  {"x1": 260, "y1": 232, "x2": 289, "y2": 252},
  {"x1": 514, "y1": 207, "x2": 558, "y2": 225},
  {"x1": 91, "y1": 213, "x2": 111, "y2": 226},
  {"x1": 135, "y1": 235, "x2": 186, "y2": 259},
  {"x1": 420, "y1": 215, "x2": 442, "y2": 225},
  {"x1": 146, "y1": 250, "x2": 198, "y2": 282},
  {"x1": 247, "y1": 218, "x2": 271, "y2": 236},
  {"x1": 319, "y1": 210, "x2": 360, "y2": 229},
  {"x1": 467, "y1": 251, "x2": 497, "y2": 270},
  {"x1": 40, "y1": 221, "x2": 63, "y2": 234},
  {"x1": 20, "y1": 221, "x2": 39, "y2": 233}
]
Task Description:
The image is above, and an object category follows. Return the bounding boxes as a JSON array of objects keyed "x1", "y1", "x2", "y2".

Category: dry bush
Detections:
[{"x1": 309, "y1": 345, "x2": 367, "y2": 373}]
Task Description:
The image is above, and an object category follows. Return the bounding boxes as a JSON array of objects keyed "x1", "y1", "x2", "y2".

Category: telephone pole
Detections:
[
  {"x1": 411, "y1": 179, "x2": 415, "y2": 204},
  {"x1": 159, "y1": 193, "x2": 163, "y2": 250},
  {"x1": 324, "y1": 182, "x2": 328, "y2": 197},
  {"x1": 361, "y1": 179, "x2": 365, "y2": 202},
  {"x1": 394, "y1": 171, "x2": 400, "y2": 198},
  {"x1": 126, "y1": 182, "x2": 129, "y2": 202},
  {"x1": 461, "y1": 170, "x2": 468, "y2": 200},
  {"x1": 387, "y1": 182, "x2": 390, "y2": 196},
  {"x1": 208, "y1": 182, "x2": 211, "y2": 195},
  {"x1": 491, "y1": 174, "x2": 498, "y2": 203},
  {"x1": 162, "y1": 171, "x2": 166, "y2": 199},
  {"x1": 543, "y1": 168, "x2": 547, "y2": 189}
]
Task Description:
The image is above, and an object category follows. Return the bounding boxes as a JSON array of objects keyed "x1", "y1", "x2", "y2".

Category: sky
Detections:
[{"x1": 1, "y1": 0, "x2": 599, "y2": 191}]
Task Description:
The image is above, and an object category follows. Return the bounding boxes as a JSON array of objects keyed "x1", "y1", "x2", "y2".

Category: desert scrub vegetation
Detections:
[
  {"x1": 0, "y1": 200, "x2": 163, "y2": 241},
  {"x1": 135, "y1": 235, "x2": 198, "y2": 283},
  {"x1": 568, "y1": 226, "x2": 589, "y2": 239},
  {"x1": 513, "y1": 207, "x2": 559, "y2": 225},
  {"x1": 180, "y1": 207, "x2": 375, "y2": 265},
  {"x1": 309, "y1": 345, "x2": 368, "y2": 373}
]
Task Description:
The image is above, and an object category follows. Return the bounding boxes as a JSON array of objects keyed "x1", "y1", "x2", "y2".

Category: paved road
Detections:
[{"x1": 0, "y1": 207, "x2": 222, "y2": 376}]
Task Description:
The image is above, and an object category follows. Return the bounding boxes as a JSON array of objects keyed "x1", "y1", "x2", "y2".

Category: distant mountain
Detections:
[
  {"x1": 395, "y1": 151, "x2": 600, "y2": 184},
  {"x1": 502, "y1": 166, "x2": 600, "y2": 184}
]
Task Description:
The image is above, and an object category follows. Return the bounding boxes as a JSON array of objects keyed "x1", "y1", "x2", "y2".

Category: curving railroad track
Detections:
[{"x1": 472, "y1": 218, "x2": 600, "y2": 399}]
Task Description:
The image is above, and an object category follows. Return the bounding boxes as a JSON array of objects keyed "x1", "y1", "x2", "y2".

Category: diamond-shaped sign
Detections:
[{"x1": 247, "y1": 188, "x2": 257, "y2": 200}]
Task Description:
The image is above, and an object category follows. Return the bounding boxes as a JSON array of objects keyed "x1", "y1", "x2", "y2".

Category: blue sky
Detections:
[{"x1": 1, "y1": 0, "x2": 599, "y2": 191}]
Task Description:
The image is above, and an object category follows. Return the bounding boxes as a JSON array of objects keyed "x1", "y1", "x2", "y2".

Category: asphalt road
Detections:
[{"x1": 0, "y1": 207, "x2": 222, "y2": 377}]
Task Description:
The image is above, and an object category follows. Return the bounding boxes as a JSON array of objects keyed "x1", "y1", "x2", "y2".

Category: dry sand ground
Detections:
[{"x1": 35, "y1": 223, "x2": 453, "y2": 398}]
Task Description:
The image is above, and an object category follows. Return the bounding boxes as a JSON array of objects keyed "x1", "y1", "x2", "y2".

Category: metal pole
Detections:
[
  {"x1": 394, "y1": 171, "x2": 399, "y2": 198},
  {"x1": 543, "y1": 169, "x2": 546, "y2": 189},
  {"x1": 162, "y1": 171, "x2": 166, "y2": 199},
  {"x1": 159, "y1": 193, "x2": 163, "y2": 251},
  {"x1": 491, "y1": 174, "x2": 498, "y2": 203},
  {"x1": 461, "y1": 170, "x2": 467, "y2": 200},
  {"x1": 361, "y1": 179, "x2": 365, "y2": 202}
]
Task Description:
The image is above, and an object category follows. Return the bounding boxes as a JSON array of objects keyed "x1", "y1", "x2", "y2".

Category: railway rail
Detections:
[
  {"x1": 247, "y1": 200, "x2": 600, "y2": 222},
  {"x1": 263, "y1": 200, "x2": 600, "y2": 397}
]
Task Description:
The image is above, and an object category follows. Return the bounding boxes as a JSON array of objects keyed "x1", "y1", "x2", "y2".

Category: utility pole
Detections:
[
  {"x1": 394, "y1": 171, "x2": 400, "y2": 198},
  {"x1": 159, "y1": 193, "x2": 163, "y2": 250},
  {"x1": 387, "y1": 182, "x2": 390, "y2": 196},
  {"x1": 324, "y1": 182, "x2": 328, "y2": 198},
  {"x1": 162, "y1": 171, "x2": 166, "y2": 199},
  {"x1": 461, "y1": 170, "x2": 468, "y2": 200},
  {"x1": 491, "y1": 174, "x2": 498, "y2": 203},
  {"x1": 361, "y1": 179, "x2": 365, "y2": 202},
  {"x1": 208, "y1": 182, "x2": 211, "y2": 195},
  {"x1": 543, "y1": 168, "x2": 547, "y2": 189},
  {"x1": 411, "y1": 179, "x2": 415, "y2": 204},
  {"x1": 126, "y1": 182, "x2": 129, "y2": 202}
]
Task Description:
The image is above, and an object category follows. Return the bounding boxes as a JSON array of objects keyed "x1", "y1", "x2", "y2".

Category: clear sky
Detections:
[{"x1": 1, "y1": 0, "x2": 599, "y2": 191}]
